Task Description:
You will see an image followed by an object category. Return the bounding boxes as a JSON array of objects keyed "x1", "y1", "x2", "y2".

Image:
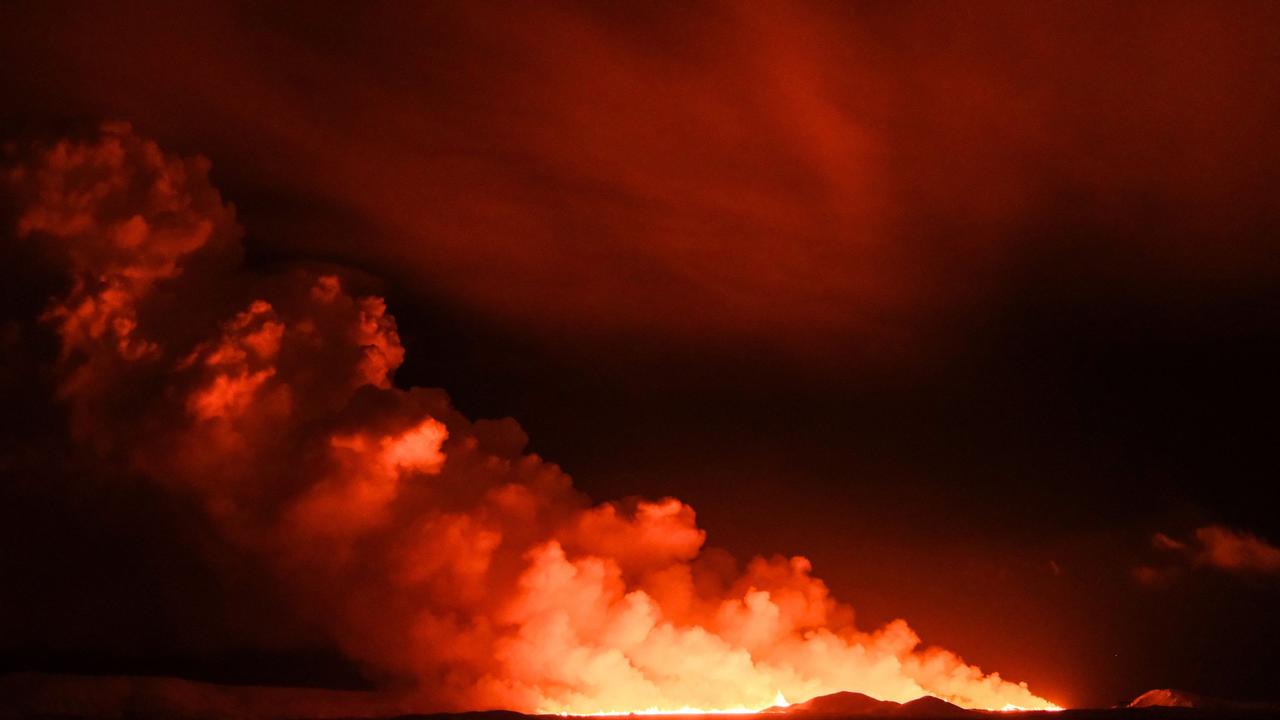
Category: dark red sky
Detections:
[{"x1": 3, "y1": 0, "x2": 1280, "y2": 708}]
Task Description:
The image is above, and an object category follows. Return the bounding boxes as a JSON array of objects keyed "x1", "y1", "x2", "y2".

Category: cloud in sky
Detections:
[
  {"x1": 1137, "y1": 525, "x2": 1280, "y2": 585},
  {"x1": 1191, "y1": 526, "x2": 1280, "y2": 573}
]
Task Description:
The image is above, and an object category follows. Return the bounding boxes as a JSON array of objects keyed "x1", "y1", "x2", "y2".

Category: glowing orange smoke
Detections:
[{"x1": 6, "y1": 124, "x2": 1062, "y2": 714}]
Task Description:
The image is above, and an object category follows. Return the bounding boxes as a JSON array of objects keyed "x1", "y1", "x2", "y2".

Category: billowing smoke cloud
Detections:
[{"x1": 5, "y1": 125, "x2": 1058, "y2": 713}]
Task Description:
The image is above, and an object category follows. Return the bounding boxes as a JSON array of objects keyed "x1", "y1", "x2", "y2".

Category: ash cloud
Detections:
[{"x1": 1, "y1": 125, "x2": 1058, "y2": 713}]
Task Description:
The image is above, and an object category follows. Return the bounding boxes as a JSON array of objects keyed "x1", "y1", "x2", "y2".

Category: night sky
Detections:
[{"x1": 2, "y1": 1, "x2": 1279, "y2": 710}]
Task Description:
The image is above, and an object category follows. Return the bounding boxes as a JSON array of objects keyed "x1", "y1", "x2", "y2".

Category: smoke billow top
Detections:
[{"x1": 4, "y1": 125, "x2": 1058, "y2": 713}]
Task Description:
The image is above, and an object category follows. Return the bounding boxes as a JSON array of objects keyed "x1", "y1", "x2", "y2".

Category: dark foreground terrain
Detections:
[{"x1": 1, "y1": 674, "x2": 1275, "y2": 720}]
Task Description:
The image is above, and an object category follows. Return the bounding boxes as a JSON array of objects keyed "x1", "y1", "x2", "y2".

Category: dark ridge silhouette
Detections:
[
  {"x1": 1127, "y1": 688, "x2": 1280, "y2": 712},
  {"x1": 0, "y1": 672, "x2": 409, "y2": 720},
  {"x1": 895, "y1": 696, "x2": 970, "y2": 717},
  {"x1": 1128, "y1": 688, "x2": 1214, "y2": 709},
  {"x1": 776, "y1": 691, "x2": 899, "y2": 715},
  {"x1": 765, "y1": 690, "x2": 971, "y2": 717}
]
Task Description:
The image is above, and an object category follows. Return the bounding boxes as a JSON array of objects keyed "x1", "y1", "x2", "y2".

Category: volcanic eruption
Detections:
[{"x1": 3, "y1": 124, "x2": 1060, "y2": 714}]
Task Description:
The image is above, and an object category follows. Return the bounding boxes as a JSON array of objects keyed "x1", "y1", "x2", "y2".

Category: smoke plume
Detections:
[{"x1": 4, "y1": 125, "x2": 1058, "y2": 713}]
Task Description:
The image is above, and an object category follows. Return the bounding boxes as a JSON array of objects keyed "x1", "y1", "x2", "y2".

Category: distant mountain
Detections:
[
  {"x1": 896, "y1": 696, "x2": 971, "y2": 717},
  {"x1": 1128, "y1": 688, "x2": 1212, "y2": 709},
  {"x1": 769, "y1": 691, "x2": 971, "y2": 717},
  {"x1": 1128, "y1": 688, "x2": 1280, "y2": 712},
  {"x1": 774, "y1": 691, "x2": 899, "y2": 715}
]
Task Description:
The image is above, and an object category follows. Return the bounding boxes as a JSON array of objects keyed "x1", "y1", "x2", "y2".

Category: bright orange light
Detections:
[
  {"x1": 552, "y1": 708, "x2": 762, "y2": 716},
  {"x1": 999, "y1": 702, "x2": 1065, "y2": 712},
  {"x1": 549, "y1": 692, "x2": 790, "y2": 716}
]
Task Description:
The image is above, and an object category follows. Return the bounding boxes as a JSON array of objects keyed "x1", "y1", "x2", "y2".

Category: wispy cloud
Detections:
[
  {"x1": 1136, "y1": 525, "x2": 1280, "y2": 586},
  {"x1": 1192, "y1": 525, "x2": 1280, "y2": 573}
]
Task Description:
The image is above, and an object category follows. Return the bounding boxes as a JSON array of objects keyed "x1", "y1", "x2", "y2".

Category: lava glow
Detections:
[
  {"x1": 551, "y1": 706, "x2": 764, "y2": 716},
  {"x1": 7, "y1": 125, "x2": 1063, "y2": 716},
  {"x1": 547, "y1": 692, "x2": 790, "y2": 716}
]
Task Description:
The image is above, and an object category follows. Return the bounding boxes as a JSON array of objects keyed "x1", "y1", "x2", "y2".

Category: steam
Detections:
[{"x1": 6, "y1": 124, "x2": 1058, "y2": 713}]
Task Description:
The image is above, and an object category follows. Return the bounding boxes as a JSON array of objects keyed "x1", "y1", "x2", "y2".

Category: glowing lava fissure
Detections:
[
  {"x1": 5, "y1": 124, "x2": 1062, "y2": 715},
  {"x1": 542, "y1": 698, "x2": 757, "y2": 715}
]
